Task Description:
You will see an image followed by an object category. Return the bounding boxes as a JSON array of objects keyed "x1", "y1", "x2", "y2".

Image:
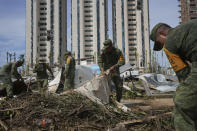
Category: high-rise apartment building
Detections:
[
  {"x1": 178, "y1": 0, "x2": 197, "y2": 23},
  {"x1": 112, "y1": 0, "x2": 150, "y2": 70},
  {"x1": 26, "y1": 0, "x2": 67, "y2": 71},
  {"x1": 71, "y1": 0, "x2": 108, "y2": 64}
]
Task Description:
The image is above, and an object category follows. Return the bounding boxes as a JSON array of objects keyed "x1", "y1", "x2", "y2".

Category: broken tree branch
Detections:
[{"x1": 0, "y1": 120, "x2": 8, "y2": 131}]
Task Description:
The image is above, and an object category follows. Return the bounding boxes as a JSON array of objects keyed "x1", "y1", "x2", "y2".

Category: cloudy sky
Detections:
[{"x1": 0, "y1": 0, "x2": 179, "y2": 67}]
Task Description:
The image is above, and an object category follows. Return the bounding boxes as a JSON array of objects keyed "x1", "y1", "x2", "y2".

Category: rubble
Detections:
[
  {"x1": 0, "y1": 65, "x2": 176, "y2": 130},
  {"x1": 138, "y1": 73, "x2": 178, "y2": 96},
  {"x1": 0, "y1": 92, "x2": 137, "y2": 130}
]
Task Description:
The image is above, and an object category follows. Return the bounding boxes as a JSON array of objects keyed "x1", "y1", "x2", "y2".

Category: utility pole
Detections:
[
  {"x1": 6, "y1": 52, "x2": 16, "y2": 63},
  {"x1": 14, "y1": 53, "x2": 16, "y2": 62},
  {"x1": 6, "y1": 52, "x2": 8, "y2": 63}
]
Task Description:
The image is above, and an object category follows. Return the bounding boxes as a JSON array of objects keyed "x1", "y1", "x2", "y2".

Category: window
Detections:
[
  {"x1": 40, "y1": 33, "x2": 47, "y2": 36},
  {"x1": 129, "y1": 38, "x2": 136, "y2": 41},
  {"x1": 129, "y1": 59, "x2": 136, "y2": 61},
  {"x1": 129, "y1": 54, "x2": 136, "y2": 56},
  {"x1": 128, "y1": 13, "x2": 136, "y2": 16},
  {"x1": 40, "y1": 13, "x2": 47, "y2": 15},
  {"x1": 39, "y1": 23, "x2": 47, "y2": 26},
  {"x1": 85, "y1": 20, "x2": 93, "y2": 22},
  {"x1": 191, "y1": 17, "x2": 197, "y2": 19},
  {"x1": 85, "y1": 50, "x2": 93, "y2": 52},
  {"x1": 129, "y1": 43, "x2": 136, "y2": 46},
  {"x1": 85, "y1": 30, "x2": 93, "y2": 32},
  {"x1": 40, "y1": 54, "x2": 47, "y2": 57},
  {"x1": 85, "y1": 25, "x2": 93, "y2": 27},
  {"x1": 85, "y1": 55, "x2": 93, "y2": 57},
  {"x1": 84, "y1": 5, "x2": 92, "y2": 8},
  {"x1": 128, "y1": 24, "x2": 136, "y2": 26},
  {"x1": 40, "y1": 38, "x2": 47, "y2": 41},
  {"x1": 40, "y1": 8, "x2": 47, "y2": 10},
  {"x1": 128, "y1": 4, "x2": 135, "y2": 6},
  {"x1": 85, "y1": 45, "x2": 93, "y2": 47},
  {"x1": 84, "y1": 10, "x2": 92, "y2": 13},
  {"x1": 128, "y1": 19, "x2": 136, "y2": 21},
  {"x1": 85, "y1": 35, "x2": 93, "y2": 37},
  {"x1": 40, "y1": 49, "x2": 47, "y2": 51},
  {"x1": 40, "y1": 3, "x2": 47, "y2": 5},
  {"x1": 40, "y1": 43, "x2": 46, "y2": 46},
  {"x1": 128, "y1": 28, "x2": 136, "y2": 31},
  {"x1": 84, "y1": 1, "x2": 93, "y2": 3},
  {"x1": 40, "y1": 18, "x2": 47, "y2": 20},
  {"x1": 190, "y1": 4, "x2": 196, "y2": 6},
  {"x1": 128, "y1": 9, "x2": 135, "y2": 11},
  {"x1": 85, "y1": 40, "x2": 93, "y2": 42},
  {"x1": 129, "y1": 33, "x2": 136, "y2": 36},
  {"x1": 129, "y1": 48, "x2": 136, "y2": 51},
  {"x1": 85, "y1": 15, "x2": 93, "y2": 17},
  {"x1": 190, "y1": 10, "x2": 197, "y2": 13},
  {"x1": 40, "y1": 28, "x2": 47, "y2": 31}
]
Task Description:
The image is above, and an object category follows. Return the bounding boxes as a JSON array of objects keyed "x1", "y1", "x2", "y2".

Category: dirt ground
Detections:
[{"x1": 122, "y1": 97, "x2": 174, "y2": 111}]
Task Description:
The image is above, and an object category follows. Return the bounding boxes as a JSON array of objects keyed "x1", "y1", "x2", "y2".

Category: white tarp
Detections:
[
  {"x1": 48, "y1": 65, "x2": 94, "y2": 93},
  {"x1": 74, "y1": 75, "x2": 111, "y2": 104},
  {"x1": 48, "y1": 69, "x2": 62, "y2": 92},
  {"x1": 74, "y1": 65, "x2": 94, "y2": 88}
]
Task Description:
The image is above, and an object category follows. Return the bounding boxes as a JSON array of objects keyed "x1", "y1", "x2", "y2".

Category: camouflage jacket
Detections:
[
  {"x1": 33, "y1": 63, "x2": 53, "y2": 79},
  {"x1": 0, "y1": 62, "x2": 22, "y2": 80},
  {"x1": 164, "y1": 19, "x2": 197, "y2": 81},
  {"x1": 98, "y1": 47, "x2": 125, "y2": 74},
  {"x1": 64, "y1": 56, "x2": 75, "y2": 79}
]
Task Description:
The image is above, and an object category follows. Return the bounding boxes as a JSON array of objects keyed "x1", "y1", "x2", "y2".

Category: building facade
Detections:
[
  {"x1": 178, "y1": 0, "x2": 197, "y2": 23},
  {"x1": 26, "y1": 0, "x2": 67, "y2": 72},
  {"x1": 71, "y1": 0, "x2": 108, "y2": 64},
  {"x1": 112, "y1": 0, "x2": 150, "y2": 70}
]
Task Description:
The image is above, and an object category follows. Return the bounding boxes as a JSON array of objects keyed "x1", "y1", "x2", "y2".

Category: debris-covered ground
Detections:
[
  {"x1": 0, "y1": 91, "x2": 174, "y2": 131},
  {"x1": 0, "y1": 91, "x2": 137, "y2": 130},
  {"x1": 122, "y1": 98, "x2": 174, "y2": 131}
]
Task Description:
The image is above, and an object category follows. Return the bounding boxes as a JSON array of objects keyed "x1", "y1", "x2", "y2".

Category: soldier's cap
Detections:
[
  {"x1": 65, "y1": 51, "x2": 71, "y2": 55},
  {"x1": 150, "y1": 23, "x2": 169, "y2": 51},
  {"x1": 103, "y1": 39, "x2": 112, "y2": 50}
]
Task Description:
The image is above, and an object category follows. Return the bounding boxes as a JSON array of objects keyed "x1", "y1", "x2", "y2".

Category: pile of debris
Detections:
[
  {"x1": 0, "y1": 92, "x2": 137, "y2": 130},
  {"x1": 0, "y1": 64, "x2": 176, "y2": 130},
  {"x1": 0, "y1": 92, "x2": 175, "y2": 131}
]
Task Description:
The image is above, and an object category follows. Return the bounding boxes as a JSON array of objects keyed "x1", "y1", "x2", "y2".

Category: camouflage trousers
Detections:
[
  {"x1": 173, "y1": 62, "x2": 197, "y2": 131},
  {"x1": 37, "y1": 79, "x2": 48, "y2": 97},
  {"x1": 1, "y1": 77, "x2": 13, "y2": 98},
  {"x1": 64, "y1": 77, "x2": 74, "y2": 91},
  {"x1": 111, "y1": 75, "x2": 123, "y2": 102}
]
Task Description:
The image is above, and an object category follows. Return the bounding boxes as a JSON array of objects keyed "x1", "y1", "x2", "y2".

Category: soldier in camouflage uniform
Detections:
[
  {"x1": 64, "y1": 51, "x2": 76, "y2": 90},
  {"x1": 98, "y1": 39, "x2": 125, "y2": 102},
  {"x1": 150, "y1": 19, "x2": 197, "y2": 131},
  {"x1": 0, "y1": 59, "x2": 24, "y2": 98},
  {"x1": 33, "y1": 60, "x2": 54, "y2": 97}
]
